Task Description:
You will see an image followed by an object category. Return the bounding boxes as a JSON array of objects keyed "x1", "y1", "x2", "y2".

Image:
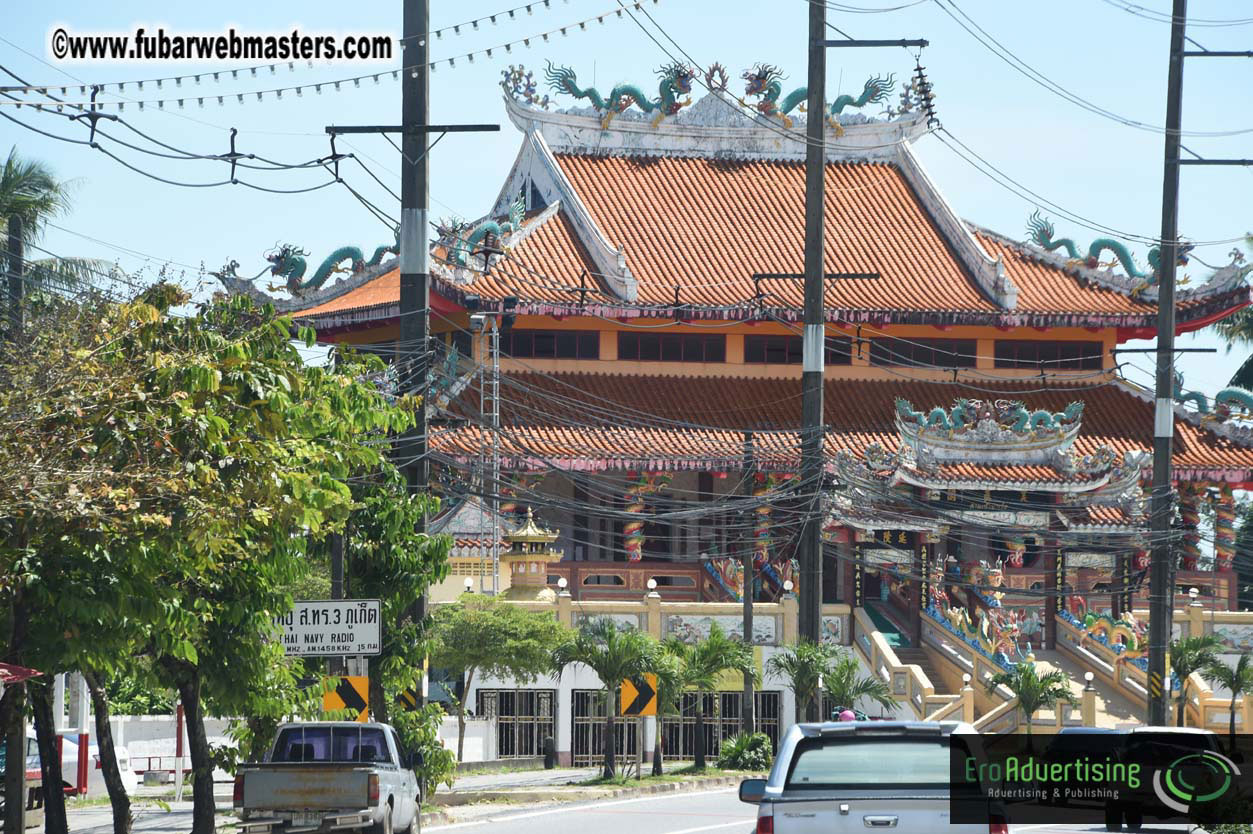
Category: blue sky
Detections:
[{"x1": 4, "y1": 0, "x2": 1251, "y2": 392}]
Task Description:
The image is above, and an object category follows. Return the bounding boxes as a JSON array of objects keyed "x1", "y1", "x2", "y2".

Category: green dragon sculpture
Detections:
[
  {"x1": 1005, "y1": 401, "x2": 1084, "y2": 433},
  {"x1": 1173, "y1": 371, "x2": 1253, "y2": 419},
  {"x1": 1025, "y1": 211, "x2": 1194, "y2": 295},
  {"x1": 440, "y1": 194, "x2": 526, "y2": 268},
  {"x1": 261, "y1": 242, "x2": 398, "y2": 296},
  {"x1": 739, "y1": 63, "x2": 895, "y2": 131},
  {"x1": 894, "y1": 397, "x2": 972, "y2": 431},
  {"x1": 543, "y1": 61, "x2": 697, "y2": 128}
]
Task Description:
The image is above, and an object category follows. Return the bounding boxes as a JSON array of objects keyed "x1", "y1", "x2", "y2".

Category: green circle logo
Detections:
[{"x1": 1152, "y1": 750, "x2": 1241, "y2": 814}]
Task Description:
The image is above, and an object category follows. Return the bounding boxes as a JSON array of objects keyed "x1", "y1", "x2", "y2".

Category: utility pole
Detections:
[
  {"x1": 741, "y1": 431, "x2": 756, "y2": 735},
  {"x1": 1146, "y1": 0, "x2": 1252, "y2": 724},
  {"x1": 329, "y1": 532, "x2": 345, "y2": 676},
  {"x1": 325, "y1": 2, "x2": 496, "y2": 708},
  {"x1": 6, "y1": 216, "x2": 22, "y2": 337},
  {"x1": 798, "y1": 10, "x2": 928, "y2": 721},
  {"x1": 797, "y1": 0, "x2": 827, "y2": 708}
]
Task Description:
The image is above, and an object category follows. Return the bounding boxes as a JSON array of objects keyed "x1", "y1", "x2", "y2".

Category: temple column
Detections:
[
  {"x1": 1214, "y1": 484, "x2": 1236, "y2": 574},
  {"x1": 1112, "y1": 553, "x2": 1126, "y2": 619},
  {"x1": 1179, "y1": 482, "x2": 1202, "y2": 572},
  {"x1": 1044, "y1": 531, "x2": 1059, "y2": 651}
]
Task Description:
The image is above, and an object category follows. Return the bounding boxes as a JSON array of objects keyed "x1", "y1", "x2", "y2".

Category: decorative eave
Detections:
[
  {"x1": 981, "y1": 223, "x2": 1253, "y2": 305},
  {"x1": 502, "y1": 89, "x2": 929, "y2": 162},
  {"x1": 892, "y1": 469, "x2": 1113, "y2": 494},
  {"x1": 1115, "y1": 375, "x2": 1253, "y2": 451},
  {"x1": 214, "y1": 256, "x2": 397, "y2": 316}
]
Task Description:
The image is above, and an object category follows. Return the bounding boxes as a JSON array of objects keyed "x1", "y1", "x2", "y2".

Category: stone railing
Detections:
[
  {"x1": 1055, "y1": 613, "x2": 1150, "y2": 709},
  {"x1": 919, "y1": 613, "x2": 1016, "y2": 717},
  {"x1": 1183, "y1": 670, "x2": 1253, "y2": 732},
  {"x1": 852, "y1": 607, "x2": 967, "y2": 721},
  {"x1": 972, "y1": 697, "x2": 1020, "y2": 734}
]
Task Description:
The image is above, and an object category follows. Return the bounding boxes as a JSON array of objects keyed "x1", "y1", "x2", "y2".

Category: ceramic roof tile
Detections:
[{"x1": 433, "y1": 373, "x2": 1253, "y2": 480}]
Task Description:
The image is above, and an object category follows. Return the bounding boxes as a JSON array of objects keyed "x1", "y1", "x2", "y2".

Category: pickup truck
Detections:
[
  {"x1": 739, "y1": 720, "x2": 1000, "y2": 834},
  {"x1": 234, "y1": 722, "x2": 422, "y2": 834}
]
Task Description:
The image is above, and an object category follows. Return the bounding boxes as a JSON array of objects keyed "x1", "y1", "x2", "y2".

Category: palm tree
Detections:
[
  {"x1": 986, "y1": 663, "x2": 1073, "y2": 744},
  {"x1": 824, "y1": 650, "x2": 895, "y2": 718},
  {"x1": 1171, "y1": 635, "x2": 1223, "y2": 727},
  {"x1": 667, "y1": 624, "x2": 754, "y2": 770},
  {"x1": 1203, "y1": 653, "x2": 1253, "y2": 753},
  {"x1": 552, "y1": 619, "x2": 656, "y2": 779},
  {"x1": 650, "y1": 648, "x2": 683, "y2": 776},
  {"x1": 766, "y1": 639, "x2": 839, "y2": 723},
  {"x1": 0, "y1": 147, "x2": 114, "y2": 294},
  {"x1": 1211, "y1": 234, "x2": 1253, "y2": 387}
]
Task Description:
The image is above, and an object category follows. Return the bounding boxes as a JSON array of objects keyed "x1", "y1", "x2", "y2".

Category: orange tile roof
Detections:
[{"x1": 432, "y1": 373, "x2": 1253, "y2": 482}]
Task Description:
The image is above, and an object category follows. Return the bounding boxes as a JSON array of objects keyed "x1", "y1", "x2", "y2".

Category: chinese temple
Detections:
[{"x1": 214, "y1": 61, "x2": 1253, "y2": 677}]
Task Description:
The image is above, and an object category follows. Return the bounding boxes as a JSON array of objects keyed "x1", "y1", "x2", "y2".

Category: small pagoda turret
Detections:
[{"x1": 500, "y1": 508, "x2": 564, "y2": 601}]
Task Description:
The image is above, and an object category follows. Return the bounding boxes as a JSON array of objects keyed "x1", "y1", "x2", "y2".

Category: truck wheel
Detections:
[
  {"x1": 402, "y1": 808, "x2": 420, "y2": 834},
  {"x1": 1104, "y1": 802, "x2": 1122, "y2": 832},
  {"x1": 369, "y1": 805, "x2": 394, "y2": 834}
]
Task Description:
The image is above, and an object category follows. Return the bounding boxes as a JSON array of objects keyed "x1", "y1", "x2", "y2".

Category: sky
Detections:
[{"x1": 3, "y1": 0, "x2": 1252, "y2": 393}]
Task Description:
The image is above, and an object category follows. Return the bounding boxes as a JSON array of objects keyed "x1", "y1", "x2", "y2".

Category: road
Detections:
[{"x1": 62, "y1": 788, "x2": 1200, "y2": 834}]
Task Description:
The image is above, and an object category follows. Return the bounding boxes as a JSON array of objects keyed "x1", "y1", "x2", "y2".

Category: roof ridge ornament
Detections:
[{"x1": 893, "y1": 396, "x2": 1084, "y2": 466}]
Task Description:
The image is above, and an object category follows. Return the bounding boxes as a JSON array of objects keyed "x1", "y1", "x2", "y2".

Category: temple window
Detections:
[
  {"x1": 618, "y1": 332, "x2": 726, "y2": 362},
  {"x1": 745, "y1": 335, "x2": 852, "y2": 365},
  {"x1": 500, "y1": 329, "x2": 600, "y2": 359},
  {"x1": 993, "y1": 340, "x2": 1103, "y2": 370},
  {"x1": 869, "y1": 338, "x2": 977, "y2": 368}
]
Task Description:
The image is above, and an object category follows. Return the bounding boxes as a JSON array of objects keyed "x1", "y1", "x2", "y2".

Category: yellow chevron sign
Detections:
[{"x1": 324, "y1": 676, "x2": 370, "y2": 723}]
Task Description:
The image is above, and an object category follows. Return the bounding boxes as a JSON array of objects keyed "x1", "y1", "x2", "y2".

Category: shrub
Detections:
[{"x1": 716, "y1": 732, "x2": 773, "y2": 772}]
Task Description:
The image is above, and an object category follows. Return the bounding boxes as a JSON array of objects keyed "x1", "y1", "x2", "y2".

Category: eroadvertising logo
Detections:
[
  {"x1": 950, "y1": 732, "x2": 1253, "y2": 826},
  {"x1": 1151, "y1": 749, "x2": 1240, "y2": 813}
]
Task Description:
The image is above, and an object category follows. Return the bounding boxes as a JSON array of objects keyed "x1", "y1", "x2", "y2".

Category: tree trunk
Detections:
[
  {"x1": 3, "y1": 590, "x2": 28, "y2": 834},
  {"x1": 82, "y1": 670, "x2": 132, "y2": 834},
  {"x1": 30, "y1": 679, "x2": 68, "y2": 834},
  {"x1": 1230, "y1": 694, "x2": 1239, "y2": 754},
  {"x1": 174, "y1": 671, "x2": 215, "y2": 834},
  {"x1": 456, "y1": 669, "x2": 473, "y2": 763},
  {"x1": 694, "y1": 695, "x2": 706, "y2": 771},
  {"x1": 652, "y1": 707, "x2": 663, "y2": 776},
  {"x1": 244, "y1": 716, "x2": 278, "y2": 765},
  {"x1": 365, "y1": 662, "x2": 388, "y2": 727},
  {"x1": 1, "y1": 683, "x2": 26, "y2": 834},
  {"x1": 602, "y1": 691, "x2": 616, "y2": 779}
]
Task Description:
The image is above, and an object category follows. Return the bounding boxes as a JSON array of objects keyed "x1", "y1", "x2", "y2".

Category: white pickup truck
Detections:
[
  {"x1": 234, "y1": 721, "x2": 422, "y2": 834},
  {"x1": 739, "y1": 721, "x2": 1002, "y2": 834}
]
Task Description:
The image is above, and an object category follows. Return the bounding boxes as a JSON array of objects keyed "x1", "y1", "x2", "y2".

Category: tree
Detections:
[
  {"x1": 1, "y1": 286, "x2": 431, "y2": 834},
  {"x1": 666, "y1": 624, "x2": 753, "y2": 770},
  {"x1": 766, "y1": 640, "x2": 839, "y2": 723},
  {"x1": 552, "y1": 620, "x2": 655, "y2": 778},
  {"x1": 650, "y1": 649, "x2": 684, "y2": 776},
  {"x1": 1204, "y1": 653, "x2": 1253, "y2": 753},
  {"x1": 428, "y1": 595, "x2": 568, "y2": 761},
  {"x1": 823, "y1": 650, "x2": 895, "y2": 718},
  {"x1": 1171, "y1": 635, "x2": 1223, "y2": 727},
  {"x1": 986, "y1": 663, "x2": 1073, "y2": 742},
  {"x1": 0, "y1": 147, "x2": 115, "y2": 291}
]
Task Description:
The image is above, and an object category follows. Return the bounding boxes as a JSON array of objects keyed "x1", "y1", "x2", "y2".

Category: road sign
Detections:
[
  {"x1": 324, "y1": 676, "x2": 370, "y2": 722},
  {"x1": 276, "y1": 599, "x2": 381, "y2": 656},
  {"x1": 620, "y1": 673, "x2": 658, "y2": 717}
]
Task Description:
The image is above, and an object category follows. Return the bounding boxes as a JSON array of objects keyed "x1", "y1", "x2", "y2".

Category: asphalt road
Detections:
[{"x1": 427, "y1": 787, "x2": 755, "y2": 834}]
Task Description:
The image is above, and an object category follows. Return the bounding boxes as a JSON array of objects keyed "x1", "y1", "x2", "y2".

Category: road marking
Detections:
[
  {"x1": 425, "y1": 786, "x2": 737, "y2": 831},
  {"x1": 662, "y1": 821, "x2": 755, "y2": 834}
]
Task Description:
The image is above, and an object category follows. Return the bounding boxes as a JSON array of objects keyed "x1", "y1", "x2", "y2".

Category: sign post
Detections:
[
  {"x1": 620, "y1": 674, "x2": 657, "y2": 779},
  {"x1": 275, "y1": 600, "x2": 382, "y2": 657}
]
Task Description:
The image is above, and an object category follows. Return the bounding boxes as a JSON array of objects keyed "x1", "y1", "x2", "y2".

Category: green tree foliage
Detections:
[
  {"x1": 552, "y1": 620, "x2": 655, "y2": 778},
  {"x1": 766, "y1": 640, "x2": 839, "y2": 722},
  {"x1": 1172, "y1": 634, "x2": 1223, "y2": 727},
  {"x1": 391, "y1": 703, "x2": 457, "y2": 798},
  {"x1": 429, "y1": 595, "x2": 568, "y2": 761},
  {"x1": 716, "y1": 732, "x2": 772, "y2": 772},
  {"x1": 665, "y1": 624, "x2": 754, "y2": 770},
  {"x1": 0, "y1": 286, "x2": 443, "y2": 834},
  {"x1": 823, "y1": 651, "x2": 895, "y2": 718},
  {"x1": 986, "y1": 663, "x2": 1073, "y2": 739},
  {"x1": 1204, "y1": 653, "x2": 1253, "y2": 752}
]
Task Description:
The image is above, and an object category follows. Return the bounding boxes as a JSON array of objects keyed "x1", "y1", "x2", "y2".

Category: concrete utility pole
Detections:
[
  {"x1": 741, "y1": 431, "x2": 756, "y2": 735},
  {"x1": 798, "y1": 10, "x2": 928, "y2": 721},
  {"x1": 324, "y1": 2, "x2": 496, "y2": 708},
  {"x1": 797, "y1": 0, "x2": 827, "y2": 705},
  {"x1": 1146, "y1": 0, "x2": 1187, "y2": 726},
  {"x1": 1146, "y1": 0, "x2": 1253, "y2": 724}
]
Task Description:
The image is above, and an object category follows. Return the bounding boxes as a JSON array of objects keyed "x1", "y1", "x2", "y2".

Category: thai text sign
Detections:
[{"x1": 276, "y1": 599, "x2": 381, "y2": 656}]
